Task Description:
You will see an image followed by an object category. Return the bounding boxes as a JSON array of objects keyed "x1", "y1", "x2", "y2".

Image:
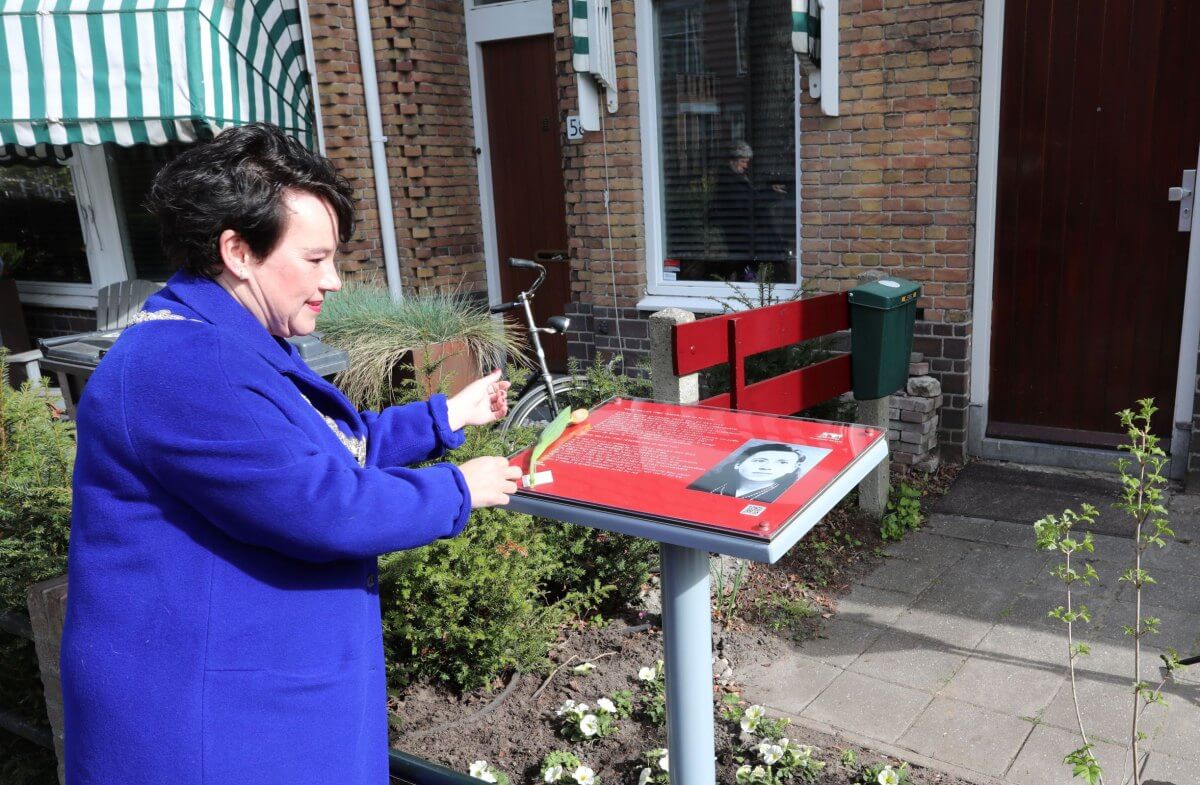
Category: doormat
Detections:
[{"x1": 932, "y1": 462, "x2": 1135, "y2": 539}]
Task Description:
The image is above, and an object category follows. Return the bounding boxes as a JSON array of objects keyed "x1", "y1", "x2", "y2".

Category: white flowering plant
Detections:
[
  {"x1": 633, "y1": 659, "x2": 666, "y2": 727},
  {"x1": 539, "y1": 751, "x2": 598, "y2": 785},
  {"x1": 855, "y1": 762, "x2": 910, "y2": 785},
  {"x1": 467, "y1": 759, "x2": 509, "y2": 785},
  {"x1": 722, "y1": 697, "x2": 792, "y2": 741},
  {"x1": 553, "y1": 696, "x2": 623, "y2": 742},
  {"x1": 636, "y1": 748, "x2": 670, "y2": 785}
]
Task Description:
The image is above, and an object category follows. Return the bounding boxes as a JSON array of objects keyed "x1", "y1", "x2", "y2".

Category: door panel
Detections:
[
  {"x1": 989, "y1": 0, "x2": 1200, "y2": 446},
  {"x1": 482, "y1": 35, "x2": 571, "y2": 372}
]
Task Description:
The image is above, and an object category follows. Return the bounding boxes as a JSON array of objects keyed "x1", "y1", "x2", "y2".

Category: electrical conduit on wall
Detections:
[{"x1": 352, "y1": 0, "x2": 404, "y2": 301}]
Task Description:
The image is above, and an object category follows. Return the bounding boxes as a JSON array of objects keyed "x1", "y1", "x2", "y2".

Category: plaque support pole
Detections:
[{"x1": 659, "y1": 542, "x2": 715, "y2": 785}]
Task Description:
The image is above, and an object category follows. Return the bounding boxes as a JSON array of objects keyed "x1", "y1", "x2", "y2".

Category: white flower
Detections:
[
  {"x1": 571, "y1": 765, "x2": 595, "y2": 785},
  {"x1": 556, "y1": 699, "x2": 577, "y2": 717},
  {"x1": 877, "y1": 767, "x2": 899, "y2": 785},
  {"x1": 735, "y1": 765, "x2": 754, "y2": 784},
  {"x1": 751, "y1": 766, "x2": 768, "y2": 782},
  {"x1": 741, "y1": 704, "x2": 765, "y2": 732},
  {"x1": 574, "y1": 703, "x2": 589, "y2": 714},
  {"x1": 596, "y1": 697, "x2": 617, "y2": 714},
  {"x1": 579, "y1": 714, "x2": 600, "y2": 737},
  {"x1": 759, "y1": 744, "x2": 783, "y2": 765},
  {"x1": 572, "y1": 662, "x2": 596, "y2": 675},
  {"x1": 657, "y1": 752, "x2": 669, "y2": 772},
  {"x1": 543, "y1": 765, "x2": 564, "y2": 783},
  {"x1": 638, "y1": 666, "x2": 657, "y2": 681},
  {"x1": 469, "y1": 760, "x2": 497, "y2": 783},
  {"x1": 637, "y1": 767, "x2": 652, "y2": 785}
]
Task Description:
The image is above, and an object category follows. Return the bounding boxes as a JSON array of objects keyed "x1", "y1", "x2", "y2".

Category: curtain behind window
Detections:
[{"x1": 658, "y1": 0, "x2": 796, "y2": 284}]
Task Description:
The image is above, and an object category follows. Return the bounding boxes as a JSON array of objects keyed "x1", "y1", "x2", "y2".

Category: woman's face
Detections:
[
  {"x1": 227, "y1": 189, "x2": 342, "y2": 338},
  {"x1": 735, "y1": 449, "x2": 800, "y2": 483}
]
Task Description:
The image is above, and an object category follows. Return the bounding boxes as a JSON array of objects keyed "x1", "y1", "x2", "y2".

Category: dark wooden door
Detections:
[
  {"x1": 482, "y1": 35, "x2": 571, "y2": 373},
  {"x1": 989, "y1": 0, "x2": 1200, "y2": 447}
]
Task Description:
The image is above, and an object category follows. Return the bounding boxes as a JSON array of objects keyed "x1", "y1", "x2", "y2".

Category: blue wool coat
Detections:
[{"x1": 61, "y1": 272, "x2": 471, "y2": 785}]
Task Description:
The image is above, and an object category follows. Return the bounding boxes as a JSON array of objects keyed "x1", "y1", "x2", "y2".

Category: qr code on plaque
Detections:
[{"x1": 740, "y1": 504, "x2": 767, "y2": 517}]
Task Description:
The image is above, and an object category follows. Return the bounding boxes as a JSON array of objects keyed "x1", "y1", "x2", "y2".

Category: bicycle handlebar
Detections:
[{"x1": 488, "y1": 301, "x2": 520, "y2": 314}]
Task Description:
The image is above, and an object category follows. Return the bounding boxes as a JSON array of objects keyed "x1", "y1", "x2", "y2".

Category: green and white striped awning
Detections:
[
  {"x1": 792, "y1": 0, "x2": 819, "y2": 63},
  {"x1": 0, "y1": 0, "x2": 315, "y2": 152}
]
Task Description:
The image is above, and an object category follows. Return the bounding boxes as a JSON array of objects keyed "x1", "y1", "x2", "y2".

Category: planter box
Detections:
[{"x1": 392, "y1": 340, "x2": 480, "y2": 399}]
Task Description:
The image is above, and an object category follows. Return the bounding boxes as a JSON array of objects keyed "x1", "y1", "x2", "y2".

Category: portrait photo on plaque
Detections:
[{"x1": 685, "y1": 439, "x2": 832, "y2": 504}]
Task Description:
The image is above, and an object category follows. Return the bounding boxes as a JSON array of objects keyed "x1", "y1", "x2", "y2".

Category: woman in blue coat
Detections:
[{"x1": 60, "y1": 123, "x2": 522, "y2": 784}]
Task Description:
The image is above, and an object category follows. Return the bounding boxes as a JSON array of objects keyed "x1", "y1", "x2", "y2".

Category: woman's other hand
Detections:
[
  {"x1": 446, "y1": 370, "x2": 511, "y2": 431},
  {"x1": 458, "y1": 457, "x2": 522, "y2": 508}
]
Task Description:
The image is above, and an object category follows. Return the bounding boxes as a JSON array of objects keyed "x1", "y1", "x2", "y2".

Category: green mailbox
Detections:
[{"x1": 848, "y1": 277, "x2": 920, "y2": 400}]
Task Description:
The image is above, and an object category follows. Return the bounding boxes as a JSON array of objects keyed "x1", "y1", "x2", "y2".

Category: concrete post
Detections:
[
  {"x1": 857, "y1": 396, "x2": 890, "y2": 518},
  {"x1": 649, "y1": 309, "x2": 699, "y2": 406}
]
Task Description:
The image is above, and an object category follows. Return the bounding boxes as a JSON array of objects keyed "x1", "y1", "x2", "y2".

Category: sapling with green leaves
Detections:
[{"x1": 1035, "y1": 399, "x2": 1184, "y2": 785}]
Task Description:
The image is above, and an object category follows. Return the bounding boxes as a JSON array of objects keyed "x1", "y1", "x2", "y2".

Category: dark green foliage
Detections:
[
  {"x1": 0, "y1": 357, "x2": 75, "y2": 614},
  {"x1": 0, "y1": 353, "x2": 73, "y2": 784},
  {"x1": 379, "y1": 423, "x2": 611, "y2": 692},
  {"x1": 879, "y1": 483, "x2": 922, "y2": 541}
]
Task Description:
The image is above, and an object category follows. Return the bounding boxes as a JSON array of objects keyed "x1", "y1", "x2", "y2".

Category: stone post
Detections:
[
  {"x1": 26, "y1": 574, "x2": 68, "y2": 785},
  {"x1": 648, "y1": 308, "x2": 699, "y2": 406},
  {"x1": 857, "y1": 397, "x2": 890, "y2": 518}
]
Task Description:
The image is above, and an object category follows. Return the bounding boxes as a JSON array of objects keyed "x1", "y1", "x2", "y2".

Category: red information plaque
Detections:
[{"x1": 508, "y1": 398, "x2": 885, "y2": 541}]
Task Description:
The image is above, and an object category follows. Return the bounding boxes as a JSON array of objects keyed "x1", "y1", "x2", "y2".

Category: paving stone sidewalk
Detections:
[{"x1": 735, "y1": 463, "x2": 1200, "y2": 785}]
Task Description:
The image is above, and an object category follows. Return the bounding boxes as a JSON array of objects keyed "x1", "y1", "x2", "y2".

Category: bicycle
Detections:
[{"x1": 491, "y1": 257, "x2": 591, "y2": 435}]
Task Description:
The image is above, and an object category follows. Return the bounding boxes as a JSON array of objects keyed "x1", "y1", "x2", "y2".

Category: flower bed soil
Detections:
[{"x1": 389, "y1": 467, "x2": 968, "y2": 784}]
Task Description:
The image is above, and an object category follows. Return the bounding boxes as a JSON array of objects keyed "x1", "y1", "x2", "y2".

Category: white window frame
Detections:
[
  {"x1": 14, "y1": 144, "x2": 131, "y2": 310},
  {"x1": 635, "y1": 0, "x2": 803, "y2": 311}
]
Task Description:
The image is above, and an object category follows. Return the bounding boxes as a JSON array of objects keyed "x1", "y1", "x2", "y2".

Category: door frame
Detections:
[
  {"x1": 968, "y1": 0, "x2": 1200, "y2": 478},
  {"x1": 463, "y1": 0, "x2": 555, "y2": 308}
]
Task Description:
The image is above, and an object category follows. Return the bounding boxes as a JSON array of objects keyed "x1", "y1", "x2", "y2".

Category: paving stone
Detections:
[
  {"x1": 881, "y1": 532, "x2": 978, "y2": 569},
  {"x1": 939, "y1": 541, "x2": 1054, "y2": 587},
  {"x1": 802, "y1": 670, "x2": 932, "y2": 744},
  {"x1": 906, "y1": 577, "x2": 1016, "y2": 626},
  {"x1": 1004, "y1": 723, "x2": 1128, "y2": 785},
  {"x1": 888, "y1": 603, "x2": 997, "y2": 650},
  {"x1": 939, "y1": 656, "x2": 1065, "y2": 718},
  {"x1": 1090, "y1": 600, "x2": 1200, "y2": 657},
  {"x1": 1139, "y1": 686, "x2": 1200, "y2": 765},
  {"x1": 975, "y1": 519, "x2": 1041, "y2": 550},
  {"x1": 1040, "y1": 639, "x2": 1169, "y2": 745},
  {"x1": 832, "y1": 585, "x2": 913, "y2": 628},
  {"x1": 1143, "y1": 538, "x2": 1200, "y2": 577},
  {"x1": 735, "y1": 654, "x2": 842, "y2": 717},
  {"x1": 1142, "y1": 748, "x2": 1200, "y2": 780},
  {"x1": 859, "y1": 554, "x2": 944, "y2": 596},
  {"x1": 796, "y1": 618, "x2": 884, "y2": 669},
  {"x1": 1115, "y1": 565, "x2": 1200, "y2": 615},
  {"x1": 897, "y1": 696, "x2": 1033, "y2": 777},
  {"x1": 923, "y1": 513, "x2": 993, "y2": 540},
  {"x1": 848, "y1": 629, "x2": 968, "y2": 692}
]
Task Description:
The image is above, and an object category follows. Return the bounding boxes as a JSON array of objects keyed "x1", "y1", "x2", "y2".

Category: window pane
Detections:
[
  {"x1": 657, "y1": 0, "x2": 796, "y2": 284},
  {"x1": 107, "y1": 143, "x2": 188, "y2": 282},
  {"x1": 0, "y1": 162, "x2": 90, "y2": 284}
]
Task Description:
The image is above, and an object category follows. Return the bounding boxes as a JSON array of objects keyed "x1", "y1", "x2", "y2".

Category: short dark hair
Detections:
[
  {"x1": 735, "y1": 443, "x2": 805, "y2": 463},
  {"x1": 146, "y1": 123, "x2": 355, "y2": 279}
]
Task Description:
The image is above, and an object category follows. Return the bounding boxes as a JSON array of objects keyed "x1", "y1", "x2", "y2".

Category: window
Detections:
[
  {"x1": 107, "y1": 143, "x2": 188, "y2": 282},
  {"x1": 0, "y1": 160, "x2": 90, "y2": 284},
  {"x1": 11, "y1": 143, "x2": 186, "y2": 308},
  {"x1": 648, "y1": 0, "x2": 798, "y2": 292}
]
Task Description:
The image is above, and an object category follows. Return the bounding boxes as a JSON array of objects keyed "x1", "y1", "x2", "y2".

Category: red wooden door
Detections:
[
  {"x1": 989, "y1": 0, "x2": 1200, "y2": 447},
  {"x1": 482, "y1": 35, "x2": 571, "y2": 373}
]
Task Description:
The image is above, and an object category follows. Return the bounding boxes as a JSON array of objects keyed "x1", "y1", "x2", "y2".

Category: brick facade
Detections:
[
  {"x1": 307, "y1": 0, "x2": 486, "y2": 295},
  {"x1": 797, "y1": 0, "x2": 982, "y2": 459}
]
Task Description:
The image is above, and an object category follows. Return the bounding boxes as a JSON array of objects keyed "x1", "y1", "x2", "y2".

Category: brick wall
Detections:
[
  {"x1": 797, "y1": 0, "x2": 983, "y2": 460},
  {"x1": 552, "y1": 0, "x2": 649, "y2": 367},
  {"x1": 308, "y1": 0, "x2": 485, "y2": 295}
]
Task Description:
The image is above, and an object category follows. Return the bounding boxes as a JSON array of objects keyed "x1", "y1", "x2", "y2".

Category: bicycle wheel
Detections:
[{"x1": 501, "y1": 377, "x2": 586, "y2": 436}]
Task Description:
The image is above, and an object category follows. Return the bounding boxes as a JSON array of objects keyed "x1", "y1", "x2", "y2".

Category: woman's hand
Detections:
[
  {"x1": 446, "y1": 370, "x2": 511, "y2": 431},
  {"x1": 458, "y1": 457, "x2": 522, "y2": 508}
]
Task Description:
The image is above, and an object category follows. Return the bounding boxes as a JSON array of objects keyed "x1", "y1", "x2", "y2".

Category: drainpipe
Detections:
[{"x1": 351, "y1": 0, "x2": 404, "y2": 302}]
